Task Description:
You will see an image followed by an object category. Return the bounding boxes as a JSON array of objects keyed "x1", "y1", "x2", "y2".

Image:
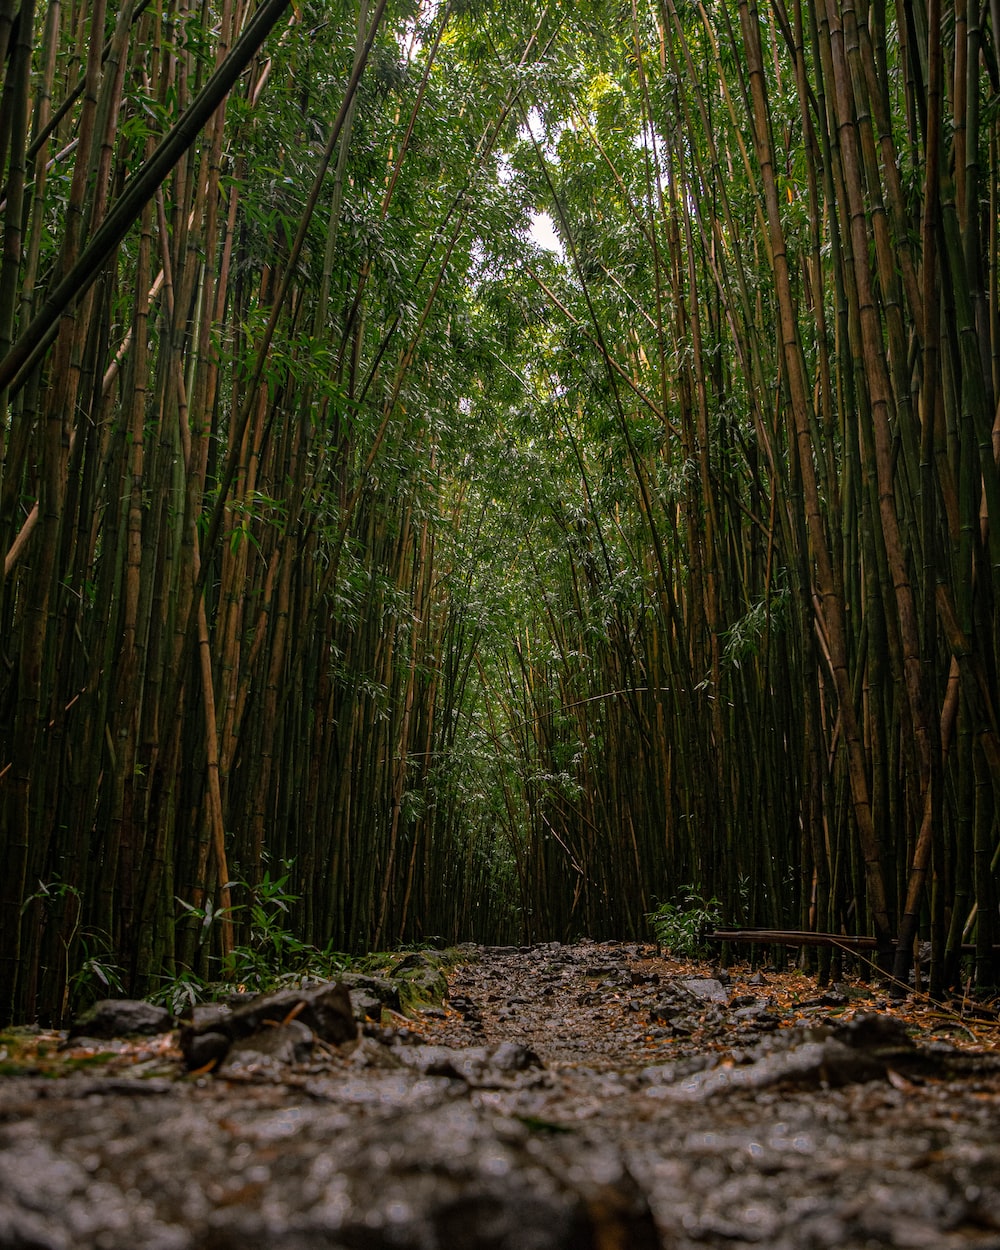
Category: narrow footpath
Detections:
[{"x1": 2, "y1": 941, "x2": 1000, "y2": 1248}]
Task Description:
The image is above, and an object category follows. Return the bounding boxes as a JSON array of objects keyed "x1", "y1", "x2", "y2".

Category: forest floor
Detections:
[{"x1": 2, "y1": 941, "x2": 1000, "y2": 1248}]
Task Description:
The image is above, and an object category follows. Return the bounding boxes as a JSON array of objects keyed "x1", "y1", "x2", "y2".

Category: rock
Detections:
[
  {"x1": 180, "y1": 980, "x2": 356, "y2": 1070},
  {"x1": 679, "y1": 977, "x2": 729, "y2": 1004},
  {"x1": 346, "y1": 987, "x2": 384, "y2": 1021},
  {"x1": 9, "y1": 941, "x2": 1000, "y2": 1250},
  {"x1": 339, "y1": 971, "x2": 402, "y2": 1017},
  {"x1": 188, "y1": 1002, "x2": 233, "y2": 1029},
  {"x1": 375, "y1": 951, "x2": 451, "y2": 1013},
  {"x1": 648, "y1": 1000, "x2": 684, "y2": 1023},
  {"x1": 489, "y1": 1041, "x2": 539, "y2": 1072},
  {"x1": 660, "y1": 1037, "x2": 889, "y2": 1100},
  {"x1": 328, "y1": 1101, "x2": 660, "y2": 1250},
  {"x1": 223, "y1": 1020, "x2": 315, "y2": 1069},
  {"x1": 0, "y1": 1085, "x2": 658, "y2": 1250},
  {"x1": 658, "y1": 1020, "x2": 925, "y2": 1102},
  {"x1": 818, "y1": 989, "x2": 848, "y2": 1006},
  {"x1": 833, "y1": 1012, "x2": 914, "y2": 1051},
  {"x1": 640, "y1": 1053, "x2": 719, "y2": 1085},
  {"x1": 733, "y1": 1003, "x2": 768, "y2": 1022},
  {"x1": 749, "y1": 970, "x2": 768, "y2": 986},
  {"x1": 67, "y1": 999, "x2": 173, "y2": 1039},
  {"x1": 183, "y1": 1030, "x2": 231, "y2": 1071},
  {"x1": 346, "y1": 1034, "x2": 406, "y2": 1069},
  {"x1": 297, "y1": 982, "x2": 358, "y2": 1043},
  {"x1": 393, "y1": 950, "x2": 443, "y2": 972},
  {"x1": 397, "y1": 1042, "x2": 543, "y2": 1085}
]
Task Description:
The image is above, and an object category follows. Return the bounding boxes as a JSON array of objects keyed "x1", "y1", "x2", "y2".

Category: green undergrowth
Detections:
[
  {"x1": 153, "y1": 870, "x2": 473, "y2": 1018},
  {"x1": 0, "y1": 1028, "x2": 120, "y2": 1077},
  {"x1": 152, "y1": 943, "x2": 472, "y2": 1020},
  {"x1": 645, "y1": 886, "x2": 723, "y2": 959},
  {"x1": 0, "y1": 947, "x2": 472, "y2": 1074}
]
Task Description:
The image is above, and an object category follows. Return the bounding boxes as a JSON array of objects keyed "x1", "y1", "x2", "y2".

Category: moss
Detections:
[
  {"x1": 0, "y1": 1029, "x2": 139, "y2": 1078},
  {"x1": 348, "y1": 949, "x2": 455, "y2": 1015}
]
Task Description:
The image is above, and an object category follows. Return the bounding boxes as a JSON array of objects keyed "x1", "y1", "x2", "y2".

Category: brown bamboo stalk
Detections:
[{"x1": 738, "y1": 0, "x2": 892, "y2": 953}]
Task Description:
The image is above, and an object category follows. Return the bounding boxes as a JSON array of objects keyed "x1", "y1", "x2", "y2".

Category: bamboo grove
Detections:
[{"x1": 0, "y1": 0, "x2": 998, "y2": 1022}]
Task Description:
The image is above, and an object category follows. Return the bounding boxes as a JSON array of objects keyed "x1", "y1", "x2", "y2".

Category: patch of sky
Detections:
[
  {"x1": 529, "y1": 211, "x2": 562, "y2": 254},
  {"x1": 495, "y1": 150, "x2": 564, "y2": 257}
]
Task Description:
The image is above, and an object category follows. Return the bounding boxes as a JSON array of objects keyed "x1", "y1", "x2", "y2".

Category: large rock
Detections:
[
  {"x1": 223, "y1": 1019, "x2": 316, "y2": 1070},
  {"x1": 396, "y1": 1041, "x2": 541, "y2": 1085},
  {"x1": 67, "y1": 999, "x2": 172, "y2": 1039},
  {"x1": 391, "y1": 950, "x2": 450, "y2": 1011},
  {"x1": 339, "y1": 971, "x2": 402, "y2": 1019},
  {"x1": 0, "y1": 1086, "x2": 659, "y2": 1249},
  {"x1": 179, "y1": 980, "x2": 356, "y2": 1070},
  {"x1": 653, "y1": 1015, "x2": 923, "y2": 1100}
]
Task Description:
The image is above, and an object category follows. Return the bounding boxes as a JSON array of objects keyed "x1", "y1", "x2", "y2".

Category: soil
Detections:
[{"x1": 2, "y1": 940, "x2": 1000, "y2": 1249}]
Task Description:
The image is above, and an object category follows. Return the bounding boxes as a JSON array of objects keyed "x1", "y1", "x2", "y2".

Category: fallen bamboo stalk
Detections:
[{"x1": 708, "y1": 929, "x2": 1000, "y2": 955}]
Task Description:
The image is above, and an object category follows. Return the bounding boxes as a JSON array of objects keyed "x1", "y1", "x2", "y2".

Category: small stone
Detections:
[
  {"x1": 648, "y1": 1001, "x2": 682, "y2": 1022},
  {"x1": 680, "y1": 978, "x2": 729, "y2": 1004},
  {"x1": 818, "y1": 990, "x2": 848, "y2": 1006},
  {"x1": 749, "y1": 971, "x2": 768, "y2": 986},
  {"x1": 182, "y1": 1030, "x2": 230, "y2": 1071}
]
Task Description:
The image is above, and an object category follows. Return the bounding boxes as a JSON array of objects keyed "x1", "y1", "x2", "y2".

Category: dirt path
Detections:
[
  {"x1": 429, "y1": 942, "x2": 1000, "y2": 1247},
  {"x1": 2, "y1": 941, "x2": 1000, "y2": 1248}
]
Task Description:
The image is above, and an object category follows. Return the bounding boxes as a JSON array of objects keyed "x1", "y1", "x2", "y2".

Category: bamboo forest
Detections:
[{"x1": 1, "y1": 0, "x2": 999, "y2": 1027}]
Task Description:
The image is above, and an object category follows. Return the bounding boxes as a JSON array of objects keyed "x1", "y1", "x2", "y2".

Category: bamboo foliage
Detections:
[
  {"x1": 1, "y1": 0, "x2": 999, "y2": 1023},
  {"x1": 455, "y1": 0, "x2": 999, "y2": 987},
  {"x1": 0, "y1": 0, "x2": 550, "y2": 1021}
]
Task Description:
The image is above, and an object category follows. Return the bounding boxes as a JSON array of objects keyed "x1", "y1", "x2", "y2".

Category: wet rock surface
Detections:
[
  {"x1": 178, "y1": 981, "x2": 358, "y2": 1071},
  {"x1": 66, "y1": 998, "x2": 174, "y2": 1040},
  {"x1": 2, "y1": 942, "x2": 1000, "y2": 1248}
]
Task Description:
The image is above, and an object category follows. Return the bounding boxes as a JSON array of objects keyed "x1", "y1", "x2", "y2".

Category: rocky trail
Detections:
[{"x1": 3, "y1": 941, "x2": 1000, "y2": 1249}]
